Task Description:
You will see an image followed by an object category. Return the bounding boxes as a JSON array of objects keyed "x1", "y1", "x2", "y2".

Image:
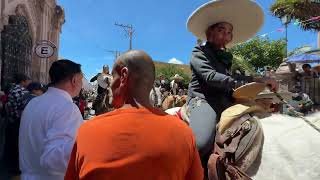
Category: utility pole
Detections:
[
  {"x1": 107, "y1": 50, "x2": 121, "y2": 62},
  {"x1": 115, "y1": 22, "x2": 134, "y2": 50},
  {"x1": 281, "y1": 15, "x2": 291, "y2": 57}
]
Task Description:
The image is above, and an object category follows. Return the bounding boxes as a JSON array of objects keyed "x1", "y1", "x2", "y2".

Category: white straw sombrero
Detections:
[
  {"x1": 170, "y1": 74, "x2": 184, "y2": 81},
  {"x1": 233, "y1": 82, "x2": 266, "y2": 100},
  {"x1": 187, "y1": 0, "x2": 264, "y2": 47}
]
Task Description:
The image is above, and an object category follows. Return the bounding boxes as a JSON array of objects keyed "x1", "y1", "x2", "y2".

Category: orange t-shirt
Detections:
[{"x1": 65, "y1": 107, "x2": 203, "y2": 180}]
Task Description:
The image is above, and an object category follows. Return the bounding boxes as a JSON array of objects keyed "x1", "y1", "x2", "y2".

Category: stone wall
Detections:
[{"x1": 0, "y1": 0, "x2": 64, "y2": 88}]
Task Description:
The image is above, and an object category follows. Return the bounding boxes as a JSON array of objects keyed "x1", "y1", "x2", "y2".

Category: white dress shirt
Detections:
[{"x1": 19, "y1": 87, "x2": 83, "y2": 180}]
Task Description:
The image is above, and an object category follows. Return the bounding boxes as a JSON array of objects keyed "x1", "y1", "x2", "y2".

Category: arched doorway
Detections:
[{"x1": 1, "y1": 15, "x2": 32, "y2": 88}]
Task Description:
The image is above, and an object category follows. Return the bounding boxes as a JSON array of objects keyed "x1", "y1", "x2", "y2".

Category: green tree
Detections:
[
  {"x1": 230, "y1": 37, "x2": 286, "y2": 70},
  {"x1": 270, "y1": 0, "x2": 320, "y2": 31},
  {"x1": 231, "y1": 55, "x2": 257, "y2": 76}
]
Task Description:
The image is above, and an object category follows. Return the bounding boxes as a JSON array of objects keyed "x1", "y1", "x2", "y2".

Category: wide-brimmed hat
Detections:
[
  {"x1": 233, "y1": 82, "x2": 293, "y2": 103},
  {"x1": 170, "y1": 74, "x2": 184, "y2": 81},
  {"x1": 233, "y1": 82, "x2": 266, "y2": 100},
  {"x1": 187, "y1": 0, "x2": 264, "y2": 47},
  {"x1": 157, "y1": 73, "x2": 165, "y2": 78}
]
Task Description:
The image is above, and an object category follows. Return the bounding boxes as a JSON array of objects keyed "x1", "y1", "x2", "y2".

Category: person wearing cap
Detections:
[
  {"x1": 186, "y1": 0, "x2": 278, "y2": 170},
  {"x1": 19, "y1": 60, "x2": 83, "y2": 180},
  {"x1": 21, "y1": 82, "x2": 46, "y2": 110},
  {"x1": 3, "y1": 73, "x2": 31, "y2": 178}
]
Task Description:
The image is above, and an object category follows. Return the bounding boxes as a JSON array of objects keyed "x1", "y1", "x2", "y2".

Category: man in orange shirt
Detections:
[{"x1": 65, "y1": 50, "x2": 203, "y2": 180}]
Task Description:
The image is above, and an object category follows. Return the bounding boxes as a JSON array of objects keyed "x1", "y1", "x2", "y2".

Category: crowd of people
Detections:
[
  {"x1": 154, "y1": 74, "x2": 188, "y2": 96},
  {"x1": 0, "y1": 74, "x2": 46, "y2": 178}
]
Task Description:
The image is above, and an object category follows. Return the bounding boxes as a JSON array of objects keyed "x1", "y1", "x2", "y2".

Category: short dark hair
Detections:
[
  {"x1": 302, "y1": 64, "x2": 311, "y2": 69},
  {"x1": 13, "y1": 73, "x2": 31, "y2": 84},
  {"x1": 27, "y1": 82, "x2": 45, "y2": 92},
  {"x1": 49, "y1": 59, "x2": 82, "y2": 85}
]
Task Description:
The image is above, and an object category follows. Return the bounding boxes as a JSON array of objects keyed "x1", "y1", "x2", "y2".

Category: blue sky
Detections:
[{"x1": 57, "y1": 0, "x2": 318, "y2": 79}]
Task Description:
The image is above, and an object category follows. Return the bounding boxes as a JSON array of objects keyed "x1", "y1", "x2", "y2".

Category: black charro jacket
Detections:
[{"x1": 188, "y1": 42, "x2": 253, "y2": 115}]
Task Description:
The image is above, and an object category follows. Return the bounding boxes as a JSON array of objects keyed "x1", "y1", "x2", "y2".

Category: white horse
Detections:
[
  {"x1": 165, "y1": 108, "x2": 320, "y2": 179},
  {"x1": 247, "y1": 112, "x2": 320, "y2": 180}
]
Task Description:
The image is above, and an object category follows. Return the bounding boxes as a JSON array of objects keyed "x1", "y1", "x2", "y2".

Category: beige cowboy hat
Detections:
[
  {"x1": 170, "y1": 74, "x2": 184, "y2": 81},
  {"x1": 233, "y1": 82, "x2": 266, "y2": 100},
  {"x1": 233, "y1": 82, "x2": 292, "y2": 103},
  {"x1": 157, "y1": 73, "x2": 165, "y2": 78},
  {"x1": 219, "y1": 104, "x2": 264, "y2": 134},
  {"x1": 187, "y1": 0, "x2": 264, "y2": 47}
]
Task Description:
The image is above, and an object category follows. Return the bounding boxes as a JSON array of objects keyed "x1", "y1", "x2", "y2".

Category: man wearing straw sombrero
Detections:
[
  {"x1": 186, "y1": 0, "x2": 278, "y2": 171},
  {"x1": 170, "y1": 74, "x2": 184, "y2": 95}
]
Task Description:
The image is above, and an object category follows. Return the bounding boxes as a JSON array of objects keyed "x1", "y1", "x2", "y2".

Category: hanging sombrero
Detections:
[
  {"x1": 232, "y1": 82, "x2": 266, "y2": 100},
  {"x1": 233, "y1": 82, "x2": 292, "y2": 103},
  {"x1": 157, "y1": 73, "x2": 165, "y2": 78},
  {"x1": 187, "y1": 0, "x2": 264, "y2": 47}
]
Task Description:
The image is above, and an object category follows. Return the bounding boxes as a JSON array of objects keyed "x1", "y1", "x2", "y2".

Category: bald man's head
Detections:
[{"x1": 113, "y1": 50, "x2": 155, "y2": 94}]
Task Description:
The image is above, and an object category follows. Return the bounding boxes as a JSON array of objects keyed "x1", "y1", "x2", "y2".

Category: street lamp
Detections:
[{"x1": 281, "y1": 15, "x2": 291, "y2": 57}]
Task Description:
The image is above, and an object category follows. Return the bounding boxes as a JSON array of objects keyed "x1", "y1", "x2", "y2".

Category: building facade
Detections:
[{"x1": 0, "y1": 0, "x2": 64, "y2": 89}]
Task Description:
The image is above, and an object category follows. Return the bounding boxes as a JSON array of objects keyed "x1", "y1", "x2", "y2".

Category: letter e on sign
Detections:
[{"x1": 35, "y1": 40, "x2": 56, "y2": 58}]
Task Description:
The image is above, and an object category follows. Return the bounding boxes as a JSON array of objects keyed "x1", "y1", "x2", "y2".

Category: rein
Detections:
[{"x1": 273, "y1": 91, "x2": 320, "y2": 133}]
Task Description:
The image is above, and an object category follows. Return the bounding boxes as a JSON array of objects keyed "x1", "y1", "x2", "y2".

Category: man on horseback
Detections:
[
  {"x1": 90, "y1": 65, "x2": 113, "y2": 115},
  {"x1": 185, "y1": 0, "x2": 278, "y2": 176}
]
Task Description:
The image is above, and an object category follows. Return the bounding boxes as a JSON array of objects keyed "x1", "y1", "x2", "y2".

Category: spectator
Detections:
[
  {"x1": 21, "y1": 82, "x2": 45, "y2": 109},
  {"x1": 73, "y1": 89, "x2": 85, "y2": 118},
  {"x1": 65, "y1": 50, "x2": 203, "y2": 180},
  {"x1": 313, "y1": 64, "x2": 320, "y2": 77},
  {"x1": 3, "y1": 73, "x2": 31, "y2": 178},
  {"x1": 19, "y1": 60, "x2": 83, "y2": 180},
  {"x1": 300, "y1": 63, "x2": 318, "y2": 78}
]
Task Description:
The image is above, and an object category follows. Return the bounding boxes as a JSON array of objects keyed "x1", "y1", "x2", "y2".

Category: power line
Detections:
[
  {"x1": 115, "y1": 22, "x2": 134, "y2": 50},
  {"x1": 106, "y1": 50, "x2": 121, "y2": 62}
]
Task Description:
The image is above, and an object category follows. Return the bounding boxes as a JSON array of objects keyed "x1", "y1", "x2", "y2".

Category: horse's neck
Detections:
[{"x1": 162, "y1": 96, "x2": 175, "y2": 110}]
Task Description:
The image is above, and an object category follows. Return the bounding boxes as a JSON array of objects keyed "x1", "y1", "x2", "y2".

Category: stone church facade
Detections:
[{"x1": 0, "y1": 0, "x2": 64, "y2": 89}]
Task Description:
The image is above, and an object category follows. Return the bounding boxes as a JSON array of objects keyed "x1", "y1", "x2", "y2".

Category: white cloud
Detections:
[{"x1": 168, "y1": 58, "x2": 183, "y2": 64}]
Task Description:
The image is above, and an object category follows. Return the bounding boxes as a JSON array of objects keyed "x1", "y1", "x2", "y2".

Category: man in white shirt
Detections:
[{"x1": 19, "y1": 59, "x2": 84, "y2": 180}]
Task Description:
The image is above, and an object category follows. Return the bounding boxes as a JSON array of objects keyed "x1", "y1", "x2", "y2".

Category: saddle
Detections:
[{"x1": 208, "y1": 104, "x2": 264, "y2": 180}]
